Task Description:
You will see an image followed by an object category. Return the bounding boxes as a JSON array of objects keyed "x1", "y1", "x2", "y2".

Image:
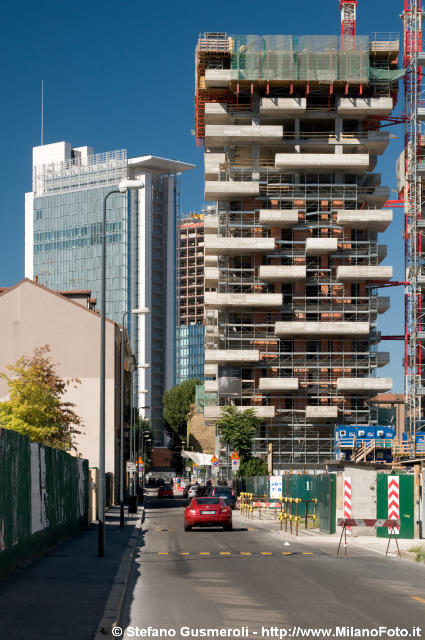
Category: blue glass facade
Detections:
[{"x1": 176, "y1": 324, "x2": 205, "y2": 384}]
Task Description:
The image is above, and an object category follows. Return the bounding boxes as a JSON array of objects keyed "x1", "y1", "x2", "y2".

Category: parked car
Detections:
[
  {"x1": 184, "y1": 497, "x2": 232, "y2": 531},
  {"x1": 205, "y1": 485, "x2": 237, "y2": 509},
  {"x1": 187, "y1": 484, "x2": 199, "y2": 499},
  {"x1": 158, "y1": 485, "x2": 173, "y2": 498},
  {"x1": 196, "y1": 485, "x2": 208, "y2": 497},
  {"x1": 182, "y1": 484, "x2": 190, "y2": 498}
]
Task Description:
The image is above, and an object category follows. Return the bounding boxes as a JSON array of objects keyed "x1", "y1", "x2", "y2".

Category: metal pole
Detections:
[
  {"x1": 98, "y1": 189, "x2": 120, "y2": 557},
  {"x1": 120, "y1": 311, "x2": 129, "y2": 528}
]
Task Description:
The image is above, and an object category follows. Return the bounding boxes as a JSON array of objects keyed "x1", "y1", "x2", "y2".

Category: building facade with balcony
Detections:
[{"x1": 195, "y1": 32, "x2": 399, "y2": 466}]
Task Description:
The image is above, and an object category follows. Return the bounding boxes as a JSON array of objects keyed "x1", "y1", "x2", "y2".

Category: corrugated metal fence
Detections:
[
  {"x1": 0, "y1": 428, "x2": 89, "y2": 577},
  {"x1": 234, "y1": 474, "x2": 336, "y2": 534}
]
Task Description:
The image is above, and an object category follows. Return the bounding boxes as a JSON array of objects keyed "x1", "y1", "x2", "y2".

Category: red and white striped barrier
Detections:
[
  {"x1": 337, "y1": 518, "x2": 400, "y2": 528},
  {"x1": 343, "y1": 477, "x2": 352, "y2": 534},
  {"x1": 388, "y1": 476, "x2": 400, "y2": 535}
]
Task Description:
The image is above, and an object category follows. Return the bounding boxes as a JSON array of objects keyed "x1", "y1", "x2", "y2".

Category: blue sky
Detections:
[{"x1": 0, "y1": 0, "x2": 405, "y2": 389}]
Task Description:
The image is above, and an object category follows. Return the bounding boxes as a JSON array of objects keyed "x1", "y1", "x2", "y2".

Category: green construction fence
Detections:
[{"x1": 0, "y1": 428, "x2": 89, "y2": 577}]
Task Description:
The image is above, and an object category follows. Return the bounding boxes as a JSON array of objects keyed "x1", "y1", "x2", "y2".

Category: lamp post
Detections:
[
  {"x1": 119, "y1": 307, "x2": 149, "y2": 528},
  {"x1": 98, "y1": 178, "x2": 144, "y2": 557}
]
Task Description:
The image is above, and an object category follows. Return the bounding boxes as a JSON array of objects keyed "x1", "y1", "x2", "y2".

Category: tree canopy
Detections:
[
  {"x1": 216, "y1": 405, "x2": 264, "y2": 461},
  {"x1": 0, "y1": 345, "x2": 83, "y2": 450},
  {"x1": 237, "y1": 457, "x2": 268, "y2": 478},
  {"x1": 162, "y1": 378, "x2": 200, "y2": 440}
]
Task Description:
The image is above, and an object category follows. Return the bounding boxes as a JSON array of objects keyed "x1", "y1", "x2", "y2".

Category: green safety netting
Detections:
[
  {"x1": 229, "y1": 34, "x2": 370, "y2": 83},
  {"x1": 369, "y1": 67, "x2": 406, "y2": 81}
]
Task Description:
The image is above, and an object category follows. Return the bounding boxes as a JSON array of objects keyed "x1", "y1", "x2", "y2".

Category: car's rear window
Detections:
[
  {"x1": 213, "y1": 488, "x2": 232, "y2": 495},
  {"x1": 195, "y1": 498, "x2": 221, "y2": 505}
]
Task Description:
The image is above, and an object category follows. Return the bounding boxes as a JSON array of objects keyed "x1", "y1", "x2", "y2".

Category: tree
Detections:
[
  {"x1": 237, "y1": 457, "x2": 268, "y2": 478},
  {"x1": 162, "y1": 379, "x2": 200, "y2": 440},
  {"x1": 216, "y1": 406, "x2": 264, "y2": 461},
  {"x1": 0, "y1": 345, "x2": 83, "y2": 450}
]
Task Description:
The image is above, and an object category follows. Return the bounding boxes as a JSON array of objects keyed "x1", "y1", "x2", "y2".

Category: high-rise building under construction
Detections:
[{"x1": 196, "y1": 30, "x2": 401, "y2": 465}]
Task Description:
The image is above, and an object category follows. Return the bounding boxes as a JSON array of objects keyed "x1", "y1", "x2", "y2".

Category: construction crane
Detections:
[
  {"x1": 340, "y1": 0, "x2": 358, "y2": 39},
  {"x1": 402, "y1": 0, "x2": 424, "y2": 447}
]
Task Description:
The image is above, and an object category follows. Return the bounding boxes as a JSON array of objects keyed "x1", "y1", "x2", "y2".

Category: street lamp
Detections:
[
  {"x1": 119, "y1": 307, "x2": 150, "y2": 528},
  {"x1": 98, "y1": 178, "x2": 144, "y2": 557}
]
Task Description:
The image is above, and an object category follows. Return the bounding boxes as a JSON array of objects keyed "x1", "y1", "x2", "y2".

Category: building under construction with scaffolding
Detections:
[{"x1": 196, "y1": 28, "x2": 402, "y2": 466}]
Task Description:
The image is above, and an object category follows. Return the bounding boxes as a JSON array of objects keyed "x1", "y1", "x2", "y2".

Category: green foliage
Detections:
[
  {"x1": 237, "y1": 457, "x2": 269, "y2": 478},
  {"x1": 0, "y1": 345, "x2": 82, "y2": 450},
  {"x1": 162, "y1": 379, "x2": 200, "y2": 439},
  {"x1": 216, "y1": 405, "x2": 263, "y2": 461},
  {"x1": 408, "y1": 545, "x2": 425, "y2": 563}
]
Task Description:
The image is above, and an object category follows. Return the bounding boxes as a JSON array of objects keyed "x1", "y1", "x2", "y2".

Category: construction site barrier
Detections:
[
  {"x1": 337, "y1": 517, "x2": 401, "y2": 558},
  {"x1": 239, "y1": 492, "x2": 318, "y2": 536}
]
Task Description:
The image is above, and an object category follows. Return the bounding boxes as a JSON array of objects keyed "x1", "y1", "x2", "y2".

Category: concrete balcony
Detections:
[
  {"x1": 378, "y1": 296, "x2": 390, "y2": 313},
  {"x1": 204, "y1": 215, "x2": 219, "y2": 233},
  {"x1": 259, "y1": 209, "x2": 299, "y2": 227},
  {"x1": 336, "y1": 378, "x2": 393, "y2": 393},
  {"x1": 205, "y1": 181, "x2": 260, "y2": 201},
  {"x1": 336, "y1": 266, "x2": 393, "y2": 281},
  {"x1": 204, "y1": 292, "x2": 283, "y2": 309},
  {"x1": 336, "y1": 97, "x2": 393, "y2": 116},
  {"x1": 305, "y1": 237, "x2": 338, "y2": 255},
  {"x1": 275, "y1": 153, "x2": 370, "y2": 173},
  {"x1": 204, "y1": 103, "x2": 230, "y2": 124},
  {"x1": 336, "y1": 209, "x2": 392, "y2": 232},
  {"x1": 204, "y1": 153, "x2": 226, "y2": 179},
  {"x1": 205, "y1": 124, "x2": 283, "y2": 146},
  {"x1": 204, "y1": 405, "x2": 276, "y2": 420},
  {"x1": 377, "y1": 352, "x2": 390, "y2": 367},
  {"x1": 258, "y1": 378, "x2": 299, "y2": 392},
  {"x1": 305, "y1": 406, "x2": 338, "y2": 421},
  {"x1": 204, "y1": 69, "x2": 232, "y2": 88},
  {"x1": 363, "y1": 131, "x2": 391, "y2": 155},
  {"x1": 259, "y1": 265, "x2": 306, "y2": 283},
  {"x1": 204, "y1": 379, "x2": 219, "y2": 393},
  {"x1": 204, "y1": 235, "x2": 275, "y2": 255},
  {"x1": 275, "y1": 322, "x2": 370, "y2": 337},
  {"x1": 204, "y1": 267, "x2": 219, "y2": 288},
  {"x1": 259, "y1": 97, "x2": 307, "y2": 116},
  {"x1": 205, "y1": 349, "x2": 260, "y2": 364}
]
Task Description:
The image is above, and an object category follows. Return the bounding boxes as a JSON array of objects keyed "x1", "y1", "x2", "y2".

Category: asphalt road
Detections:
[{"x1": 120, "y1": 490, "x2": 425, "y2": 639}]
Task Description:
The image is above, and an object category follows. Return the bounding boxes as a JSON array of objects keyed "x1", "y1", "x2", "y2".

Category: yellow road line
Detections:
[
  {"x1": 168, "y1": 528, "x2": 175, "y2": 532},
  {"x1": 302, "y1": 552, "x2": 313, "y2": 555},
  {"x1": 199, "y1": 552, "x2": 210, "y2": 555},
  {"x1": 179, "y1": 552, "x2": 190, "y2": 556},
  {"x1": 240, "y1": 552, "x2": 252, "y2": 556},
  {"x1": 157, "y1": 552, "x2": 168, "y2": 555},
  {"x1": 281, "y1": 551, "x2": 293, "y2": 555},
  {"x1": 220, "y1": 552, "x2": 231, "y2": 555},
  {"x1": 261, "y1": 552, "x2": 272, "y2": 555},
  {"x1": 411, "y1": 596, "x2": 425, "y2": 605},
  {"x1": 248, "y1": 528, "x2": 255, "y2": 531}
]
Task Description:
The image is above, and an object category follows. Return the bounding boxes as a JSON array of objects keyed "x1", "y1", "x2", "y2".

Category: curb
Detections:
[
  {"x1": 400, "y1": 549, "x2": 425, "y2": 565},
  {"x1": 94, "y1": 507, "x2": 144, "y2": 639}
]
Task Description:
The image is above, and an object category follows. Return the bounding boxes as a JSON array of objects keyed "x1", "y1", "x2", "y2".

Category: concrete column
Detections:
[{"x1": 295, "y1": 118, "x2": 300, "y2": 153}]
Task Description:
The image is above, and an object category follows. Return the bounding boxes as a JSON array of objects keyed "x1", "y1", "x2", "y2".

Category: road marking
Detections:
[
  {"x1": 281, "y1": 551, "x2": 293, "y2": 555},
  {"x1": 199, "y1": 552, "x2": 210, "y2": 555},
  {"x1": 248, "y1": 528, "x2": 255, "y2": 531},
  {"x1": 260, "y1": 552, "x2": 272, "y2": 555},
  {"x1": 179, "y1": 552, "x2": 190, "y2": 555},
  {"x1": 302, "y1": 552, "x2": 313, "y2": 555},
  {"x1": 168, "y1": 528, "x2": 175, "y2": 532},
  {"x1": 220, "y1": 552, "x2": 231, "y2": 555},
  {"x1": 410, "y1": 596, "x2": 425, "y2": 605},
  {"x1": 240, "y1": 552, "x2": 252, "y2": 556},
  {"x1": 157, "y1": 552, "x2": 168, "y2": 555}
]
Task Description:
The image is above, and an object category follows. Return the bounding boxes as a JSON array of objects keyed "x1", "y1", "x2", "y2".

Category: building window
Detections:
[{"x1": 34, "y1": 210, "x2": 43, "y2": 220}]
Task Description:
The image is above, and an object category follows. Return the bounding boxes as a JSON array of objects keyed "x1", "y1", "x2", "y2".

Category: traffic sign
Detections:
[
  {"x1": 230, "y1": 451, "x2": 240, "y2": 460},
  {"x1": 210, "y1": 455, "x2": 219, "y2": 467},
  {"x1": 126, "y1": 462, "x2": 136, "y2": 472},
  {"x1": 231, "y1": 459, "x2": 240, "y2": 471},
  {"x1": 138, "y1": 457, "x2": 144, "y2": 465}
]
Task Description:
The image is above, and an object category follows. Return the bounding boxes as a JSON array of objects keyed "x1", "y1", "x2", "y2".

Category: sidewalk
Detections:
[
  {"x1": 0, "y1": 505, "x2": 142, "y2": 640},
  {"x1": 234, "y1": 510, "x2": 425, "y2": 561}
]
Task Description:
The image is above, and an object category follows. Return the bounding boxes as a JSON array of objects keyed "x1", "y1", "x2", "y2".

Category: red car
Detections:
[
  {"x1": 158, "y1": 485, "x2": 173, "y2": 498},
  {"x1": 184, "y1": 497, "x2": 232, "y2": 531}
]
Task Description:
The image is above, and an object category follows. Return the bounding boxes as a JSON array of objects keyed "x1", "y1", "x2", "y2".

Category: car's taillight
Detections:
[{"x1": 189, "y1": 509, "x2": 197, "y2": 515}]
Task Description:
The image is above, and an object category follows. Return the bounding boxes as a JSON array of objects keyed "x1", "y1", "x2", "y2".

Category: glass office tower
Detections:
[{"x1": 25, "y1": 142, "x2": 194, "y2": 444}]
